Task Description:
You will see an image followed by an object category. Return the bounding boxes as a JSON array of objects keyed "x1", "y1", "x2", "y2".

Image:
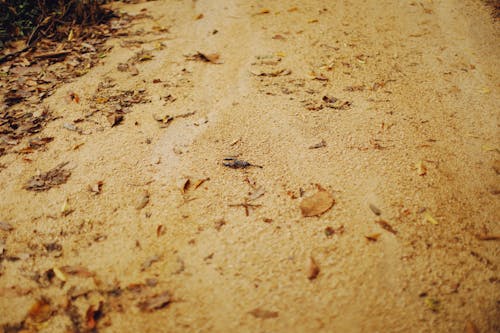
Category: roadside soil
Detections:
[{"x1": 0, "y1": 1, "x2": 499, "y2": 332}]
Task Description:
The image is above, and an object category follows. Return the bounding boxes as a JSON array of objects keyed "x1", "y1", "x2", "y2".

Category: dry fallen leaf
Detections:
[
  {"x1": 249, "y1": 308, "x2": 279, "y2": 319},
  {"x1": 176, "y1": 177, "x2": 190, "y2": 193},
  {"x1": 28, "y1": 298, "x2": 52, "y2": 323},
  {"x1": 424, "y1": 297, "x2": 440, "y2": 312},
  {"x1": 137, "y1": 291, "x2": 171, "y2": 312},
  {"x1": 107, "y1": 113, "x2": 124, "y2": 127},
  {"x1": 86, "y1": 302, "x2": 103, "y2": 329},
  {"x1": 417, "y1": 160, "x2": 427, "y2": 176},
  {"x1": 24, "y1": 162, "x2": 71, "y2": 191},
  {"x1": 307, "y1": 257, "x2": 320, "y2": 280},
  {"x1": 136, "y1": 190, "x2": 150, "y2": 210},
  {"x1": 376, "y1": 219, "x2": 397, "y2": 234},
  {"x1": 365, "y1": 233, "x2": 381, "y2": 242},
  {"x1": 186, "y1": 51, "x2": 221, "y2": 64},
  {"x1": 475, "y1": 234, "x2": 500, "y2": 241},
  {"x1": 60, "y1": 265, "x2": 95, "y2": 278},
  {"x1": 465, "y1": 320, "x2": 479, "y2": 333},
  {"x1": 0, "y1": 221, "x2": 14, "y2": 231},
  {"x1": 300, "y1": 190, "x2": 334, "y2": 217},
  {"x1": 89, "y1": 181, "x2": 104, "y2": 194},
  {"x1": 424, "y1": 212, "x2": 438, "y2": 225},
  {"x1": 53, "y1": 267, "x2": 67, "y2": 282},
  {"x1": 369, "y1": 204, "x2": 382, "y2": 216}
]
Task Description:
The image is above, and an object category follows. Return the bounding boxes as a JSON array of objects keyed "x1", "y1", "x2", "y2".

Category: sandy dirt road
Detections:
[{"x1": 0, "y1": 0, "x2": 499, "y2": 332}]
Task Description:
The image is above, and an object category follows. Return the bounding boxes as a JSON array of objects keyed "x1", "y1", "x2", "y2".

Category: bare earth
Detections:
[{"x1": 1, "y1": 0, "x2": 499, "y2": 332}]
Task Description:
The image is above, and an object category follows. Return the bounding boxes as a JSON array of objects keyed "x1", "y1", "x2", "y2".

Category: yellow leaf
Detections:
[
  {"x1": 424, "y1": 212, "x2": 438, "y2": 225},
  {"x1": 424, "y1": 297, "x2": 440, "y2": 311},
  {"x1": 481, "y1": 144, "x2": 498, "y2": 152},
  {"x1": 68, "y1": 29, "x2": 74, "y2": 42},
  {"x1": 276, "y1": 52, "x2": 286, "y2": 57}
]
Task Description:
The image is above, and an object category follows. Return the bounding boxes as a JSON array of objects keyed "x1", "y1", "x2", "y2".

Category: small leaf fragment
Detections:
[
  {"x1": 249, "y1": 308, "x2": 279, "y2": 319},
  {"x1": 369, "y1": 204, "x2": 381, "y2": 216},
  {"x1": 365, "y1": 233, "x2": 381, "y2": 242},
  {"x1": 376, "y1": 219, "x2": 397, "y2": 234},
  {"x1": 424, "y1": 297, "x2": 440, "y2": 312},
  {"x1": 137, "y1": 291, "x2": 171, "y2": 312},
  {"x1": 0, "y1": 221, "x2": 14, "y2": 231},
  {"x1": 300, "y1": 190, "x2": 334, "y2": 217},
  {"x1": 28, "y1": 298, "x2": 52, "y2": 323},
  {"x1": 417, "y1": 160, "x2": 427, "y2": 176},
  {"x1": 424, "y1": 212, "x2": 438, "y2": 225},
  {"x1": 307, "y1": 257, "x2": 320, "y2": 280},
  {"x1": 52, "y1": 267, "x2": 67, "y2": 282},
  {"x1": 136, "y1": 190, "x2": 150, "y2": 210}
]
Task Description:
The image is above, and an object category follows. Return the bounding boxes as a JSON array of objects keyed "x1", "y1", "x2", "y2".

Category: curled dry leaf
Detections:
[
  {"x1": 369, "y1": 204, "x2": 381, "y2": 216},
  {"x1": 137, "y1": 291, "x2": 171, "y2": 312},
  {"x1": 300, "y1": 190, "x2": 334, "y2": 217},
  {"x1": 365, "y1": 233, "x2": 381, "y2": 242},
  {"x1": 249, "y1": 308, "x2": 279, "y2": 319},
  {"x1": 376, "y1": 220, "x2": 397, "y2": 234},
  {"x1": 308, "y1": 257, "x2": 320, "y2": 280},
  {"x1": 176, "y1": 177, "x2": 190, "y2": 193}
]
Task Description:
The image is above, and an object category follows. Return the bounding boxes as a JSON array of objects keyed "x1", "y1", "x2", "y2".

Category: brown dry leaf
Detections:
[
  {"x1": 89, "y1": 181, "x2": 104, "y2": 194},
  {"x1": 475, "y1": 234, "x2": 500, "y2": 241},
  {"x1": 156, "y1": 224, "x2": 165, "y2": 237},
  {"x1": 0, "y1": 221, "x2": 14, "y2": 231},
  {"x1": 309, "y1": 139, "x2": 326, "y2": 149},
  {"x1": 193, "y1": 177, "x2": 210, "y2": 189},
  {"x1": 249, "y1": 308, "x2": 279, "y2": 319},
  {"x1": 417, "y1": 160, "x2": 427, "y2": 176},
  {"x1": 365, "y1": 233, "x2": 381, "y2": 242},
  {"x1": 28, "y1": 298, "x2": 52, "y2": 323},
  {"x1": 136, "y1": 190, "x2": 150, "y2": 210},
  {"x1": 137, "y1": 291, "x2": 171, "y2": 312},
  {"x1": 69, "y1": 92, "x2": 80, "y2": 103},
  {"x1": 186, "y1": 52, "x2": 221, "y2": 64},
  {"x1": 195, "y1": 13, "x2": 204, "y2": 20},
  {"x1": 176, "y1": 177, "x2": 190, "y2": 193},
  {"x1": 86, "y1": 302, "x2": 103, "y2": 330},
  {"x1": 307, "y1": 257, "x2": 320, "y2": 280},
  {"x1": 24, "y1": 162, "x2": 71, "y2": 191},
  {"x1": 107, "y1": 113, "x2": 124, "y2": 127},
  {"x1": 60, "y1": 265, "x2": 95, "y2": 278},
  {"x1": 376, "y1": 220, "x2": 397, "y2": 234},
  {"x1": 251, "y1": 68, "x2": 292, "y2": 77},
  {"x1": 300, "y1": 190, "x2": 334, "y2": 217},
  {"x1": 493, "y1": 160, "x2": 500, "y2": 174},
  {"x1": 465, "y1": 320, "x2": 479, "y2": 333},
  {"x1": 255, "y1": 8, "x2": 271, "y2": 15}
]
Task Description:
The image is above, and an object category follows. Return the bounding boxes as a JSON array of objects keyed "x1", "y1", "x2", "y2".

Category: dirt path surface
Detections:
[{"x1": 1, "y1": 1, "x2": 499, "y2": 332}]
